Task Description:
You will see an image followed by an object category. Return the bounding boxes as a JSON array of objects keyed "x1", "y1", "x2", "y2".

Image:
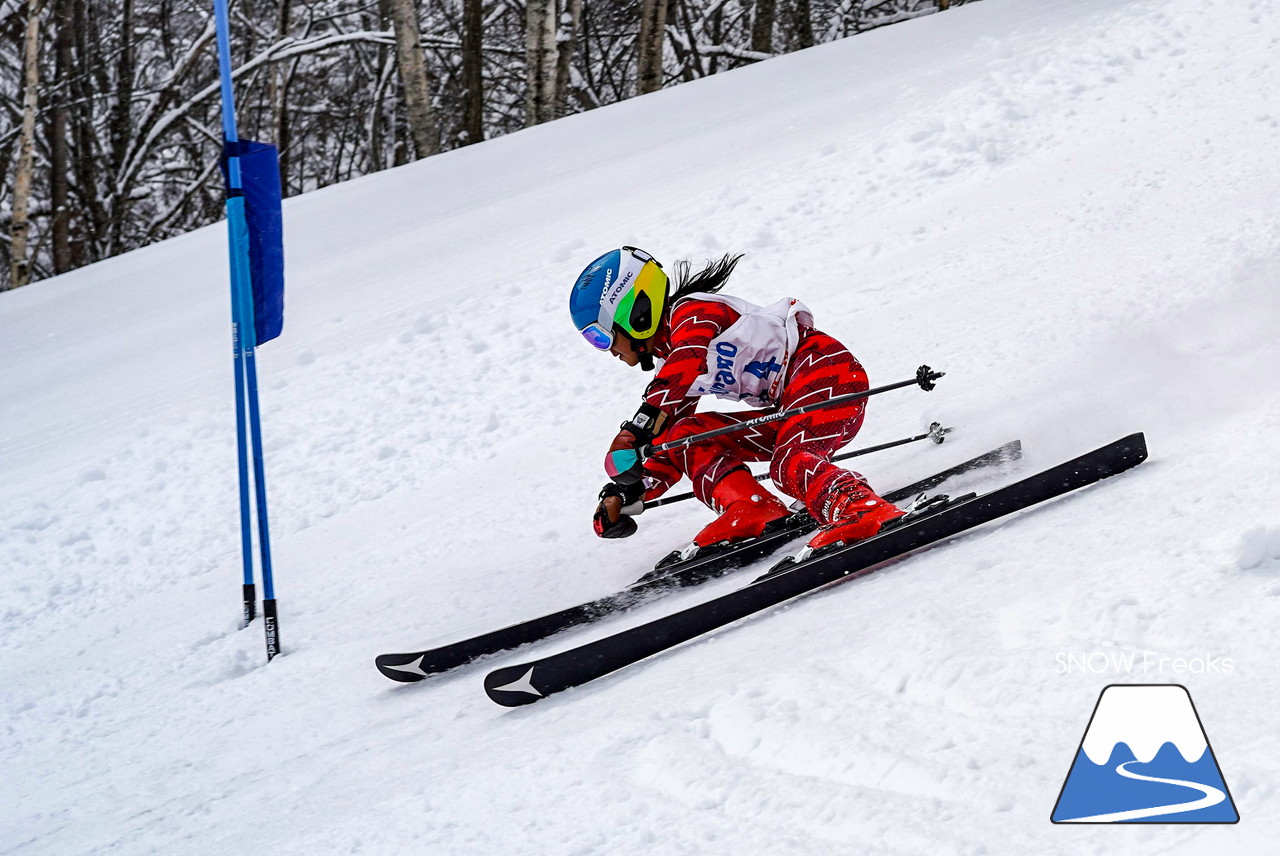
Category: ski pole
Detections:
[
  {"x1": 644, "y1": 422, "x2": 952, "y2": 509},
  {"x1": 606, "y1": 365, "x2": 943, "y2": 483},
  {"x1": 643, "y1": 364, "x2": 943, "y2": 458}
]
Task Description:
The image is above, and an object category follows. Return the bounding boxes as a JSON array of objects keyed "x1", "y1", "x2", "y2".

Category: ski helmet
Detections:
[{"x1": 569, "y1": 246, "x2": 669, "y2": 351}]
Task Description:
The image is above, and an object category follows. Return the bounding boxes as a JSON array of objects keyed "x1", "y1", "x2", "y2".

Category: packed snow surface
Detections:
[{"x1": 4, "y1": 0, "x2": 1280, "y2": 852}]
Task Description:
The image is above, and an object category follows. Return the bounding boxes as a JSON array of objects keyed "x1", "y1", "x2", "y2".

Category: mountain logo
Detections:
[{"x1": 1051, "y1": 684, "x2": 1239, "y2": 824}]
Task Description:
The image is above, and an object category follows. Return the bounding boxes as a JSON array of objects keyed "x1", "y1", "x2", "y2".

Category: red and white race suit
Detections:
[{"x1": 634, "y1": 294, "x2": 874, "y2": 517}]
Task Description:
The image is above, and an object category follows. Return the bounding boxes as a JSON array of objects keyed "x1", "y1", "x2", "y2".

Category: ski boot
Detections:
[
  {"x1": 805, "y1": 474, "x2": 905, "y2": 553},
  {"x1": 655, "y1": 469, "x2": 791, "y2": 568},
  {"x1": 694, "y1": 468, "x2": 791, "y2": 548}
]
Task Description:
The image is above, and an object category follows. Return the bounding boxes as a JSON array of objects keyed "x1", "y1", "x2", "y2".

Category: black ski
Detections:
[
  {"x1": 376, "y1": 440, "x2": 1021, "y2": 682},
  {"x1": 484, "y1": 433, "x2": 1147, "y2": 706}
]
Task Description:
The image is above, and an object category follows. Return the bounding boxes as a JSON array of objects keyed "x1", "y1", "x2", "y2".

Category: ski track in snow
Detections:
[{"x1": 3, "y1": 0, "x2": 1280, "y2": 852}]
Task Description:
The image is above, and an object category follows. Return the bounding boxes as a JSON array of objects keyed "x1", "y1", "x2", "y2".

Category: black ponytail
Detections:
[{"x1": 670, "y1": 253, "x2": 744, "y2": 302}]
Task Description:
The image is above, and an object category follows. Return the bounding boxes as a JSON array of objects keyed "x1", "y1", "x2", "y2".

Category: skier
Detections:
[{"x1": 570, "y1": 246, "x2": 905, "y2": 556}]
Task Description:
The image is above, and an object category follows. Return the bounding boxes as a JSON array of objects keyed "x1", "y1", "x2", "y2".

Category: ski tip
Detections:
[
  {"x1": 484, "y1": 664, "x2": 547, "y2": 707},
  {"x1": 375, "y1": 653, "x2": 432, "y2": 683}
]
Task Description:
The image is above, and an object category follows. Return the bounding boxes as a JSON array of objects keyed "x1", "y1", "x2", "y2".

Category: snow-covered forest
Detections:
[{"x1": 0, "y1": 0, "x2": 967, "y2": 290}]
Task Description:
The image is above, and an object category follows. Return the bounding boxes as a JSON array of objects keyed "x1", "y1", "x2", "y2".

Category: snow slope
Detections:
[{"x1": 4, "y1": 0, "x2": 1280, "y2": 851}]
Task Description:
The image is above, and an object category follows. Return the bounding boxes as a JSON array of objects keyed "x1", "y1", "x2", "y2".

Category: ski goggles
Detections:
[{"x1": 579, "y1": 320, "x2": 616, "y2": 350}]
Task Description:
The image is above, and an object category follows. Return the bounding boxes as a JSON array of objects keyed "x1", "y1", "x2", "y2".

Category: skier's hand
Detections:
[
  {"x1": 593, "y1": 481, "x2": 645, "y2": 538},
  {"x1": 606, "y1": 403, "x2": 669, "y2": 484},
  {"x1": 605, "y1": 429, "x2": 647, "y2": 484}
]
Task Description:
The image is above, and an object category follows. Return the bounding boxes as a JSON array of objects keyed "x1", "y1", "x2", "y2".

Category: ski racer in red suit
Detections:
[{"x1": 569, "y1": 247, "x2": 905, "y2": 555}]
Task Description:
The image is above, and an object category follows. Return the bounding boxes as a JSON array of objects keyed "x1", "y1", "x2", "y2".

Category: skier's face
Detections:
[{"x1": 609, "y1": 333, "x2": 640, "y2": 367}]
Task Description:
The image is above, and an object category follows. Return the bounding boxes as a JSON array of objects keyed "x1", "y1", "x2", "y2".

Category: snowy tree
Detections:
[
  {"x1": 6, "y1": 0, "x2": 43, "y2": 290},
  {"x1": 389, "y1": 0, "x2": 440, "y2": 157},
  {"x1": 0, "y1": 0, "x2": 977, "y2": 290}
]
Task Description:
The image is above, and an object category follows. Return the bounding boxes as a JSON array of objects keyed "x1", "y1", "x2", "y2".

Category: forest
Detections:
[{"x1": 0, "y1": 0, "x2": 970, "y2": 290}]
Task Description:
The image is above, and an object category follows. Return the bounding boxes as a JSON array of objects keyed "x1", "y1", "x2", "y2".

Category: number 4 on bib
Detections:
[{"x1": 744, "y1": 358, "x2": 783, "y2": 380}]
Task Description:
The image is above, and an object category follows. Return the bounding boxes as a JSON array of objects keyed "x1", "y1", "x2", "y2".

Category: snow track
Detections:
[{"x1": 3, "y1": 0, "x2": 1280, "y2": 852}]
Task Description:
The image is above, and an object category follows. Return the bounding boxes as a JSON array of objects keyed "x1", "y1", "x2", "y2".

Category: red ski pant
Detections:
[{"x1": 648, "y1": 330, "x2": 870, "y2": 514}]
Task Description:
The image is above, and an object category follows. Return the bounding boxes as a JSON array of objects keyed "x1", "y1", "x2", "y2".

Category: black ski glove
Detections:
[{"x1": 593, "y1": 481, "x2": 646, "y2": 539}]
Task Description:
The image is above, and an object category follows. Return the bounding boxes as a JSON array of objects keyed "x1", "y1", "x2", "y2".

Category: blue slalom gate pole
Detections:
[
  {"x1": 232, "y1": 262, "x2": 255, "y2": 627},
  {"x1": 214, "y1": 0, "x2": 281, "y2": 660}
]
